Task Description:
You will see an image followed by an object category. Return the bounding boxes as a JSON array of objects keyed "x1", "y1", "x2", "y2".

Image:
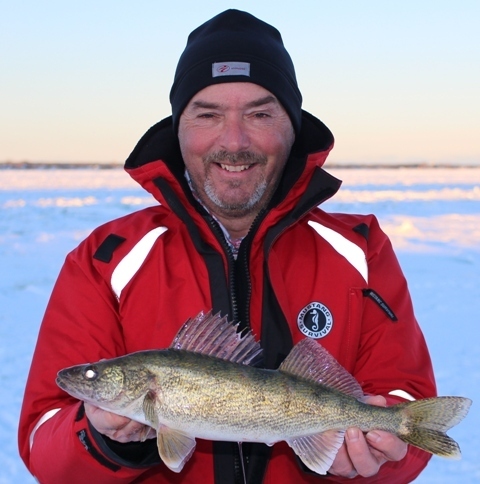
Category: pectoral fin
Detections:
[
  {"x1": 142, "y1": 390, "x2": 159, "y2": 428},
  {"x1": 157, "y1": 426, "x2": 196, "y2": 473},
  {"x1": 142, "y1": 389, "x2": 196, "y2": 472},
  {"x1": 287, "y1": 430, "x2": 345, "y2": 475}
]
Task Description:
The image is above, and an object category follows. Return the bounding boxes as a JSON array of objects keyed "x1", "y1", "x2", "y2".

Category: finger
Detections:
[
  {"x1": 85, "y1": 403, "x2": 154, "y2": 443},
  {"x1": 366, "y1": 431, "x2": 408, "y2": 462},
  {"x1": 363, "y1": 395, "x2": 387, "y2": 407},
  {"x1": 85, "y1": 402, "x2": 124, "y2": 425},
  {"x1": 110, "y1": 420, "x2": 150, "y2": 443},
  {"x1": 138, "y1": 425, "x2": 156, "y2": 441},
  {"x1": 327, "y1": 443, "x2": 357, "y2": 478},
  {"x1": 85, "y1": 403, "x2": 129, "y2": 429},
  {"x1": 345, "y1": 428, "x2": 383, "y2": 477}
]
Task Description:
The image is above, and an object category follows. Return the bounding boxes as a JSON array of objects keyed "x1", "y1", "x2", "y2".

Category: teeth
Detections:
[{"x1": 220, "y1": 164, "x2": 251, "y2": 172}]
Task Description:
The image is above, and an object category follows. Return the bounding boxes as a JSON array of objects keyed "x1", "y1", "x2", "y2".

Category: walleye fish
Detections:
[{"x1": 56, "y1": 312, "x2": 471, "y2": 475}]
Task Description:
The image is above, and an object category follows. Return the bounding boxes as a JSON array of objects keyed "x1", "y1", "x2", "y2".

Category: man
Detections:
[{"x1": 19, "y1": 9, "x2": 436, "y2": 483}]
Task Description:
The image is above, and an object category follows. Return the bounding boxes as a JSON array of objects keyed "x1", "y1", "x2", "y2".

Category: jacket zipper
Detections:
[
  {"x1": 362, "y1": 288, "x2": 398, "y2": 321},
  {"x1": 234, "y1": 209, "x2": 265, "y2": 331},
  {"x1": 206, "y1": 216, "x2": 239, "y2": 322},
  {"x1": 206, "y1": 206, "x2": 265, "y2": 327}
]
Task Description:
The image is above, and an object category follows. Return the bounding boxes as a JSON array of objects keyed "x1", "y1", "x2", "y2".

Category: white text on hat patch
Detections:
[{"x1": 212, "y1": 62, "x2": 250, "y2": 77}]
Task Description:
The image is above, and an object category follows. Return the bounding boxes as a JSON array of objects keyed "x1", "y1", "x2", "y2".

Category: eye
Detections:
[{"x1": 84, "y1": 366, "x2": 98, "y2": 380}]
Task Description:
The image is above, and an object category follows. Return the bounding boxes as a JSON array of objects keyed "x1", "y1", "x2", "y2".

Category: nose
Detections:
[{"x1": 218, "y1": 116, "x2": 250, "y2": 153}]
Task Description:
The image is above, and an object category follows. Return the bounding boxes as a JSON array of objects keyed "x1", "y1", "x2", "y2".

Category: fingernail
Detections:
[
  {"x1": 347, "y1": 428, "x2": 360, "y2": 442},
  {"x1": 366, "y1": 431, "x2": 381, "y2": 443}
]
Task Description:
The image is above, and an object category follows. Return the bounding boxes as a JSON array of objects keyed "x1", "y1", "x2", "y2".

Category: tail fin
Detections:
[{"x1": 399, "y1": 396, "x2": 472, "y2": 459}]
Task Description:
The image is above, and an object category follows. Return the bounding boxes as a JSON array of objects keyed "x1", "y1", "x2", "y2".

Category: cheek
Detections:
[
  {"x1": 255, "y1": 125, "x2": 294, "y2": 156},
  {"x1": 179, "y1": 130, "x2": 216, "y2": 171},
  {"x1": 264, "y1": 136, "x2": 294, "y2": 171}
]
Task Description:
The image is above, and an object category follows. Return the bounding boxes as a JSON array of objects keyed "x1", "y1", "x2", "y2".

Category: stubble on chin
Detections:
[
  {"x1": 192, "y1": 150, "x2": 269, "y2": 218},
  {"x1": 203, "y1": 176, "x2": 268, "y2": 218}
]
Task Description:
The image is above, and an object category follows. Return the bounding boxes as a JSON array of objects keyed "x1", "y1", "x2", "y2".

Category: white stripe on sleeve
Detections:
[
  {"x1": 308, "y1": 221, "x2": 368, "y2": 283},
  {"x1": 111, "y1": 226, "x2": 168, "y2": 299},
  {"x1": 29, "y1": 408, "x2": 61, "y2": 451}
]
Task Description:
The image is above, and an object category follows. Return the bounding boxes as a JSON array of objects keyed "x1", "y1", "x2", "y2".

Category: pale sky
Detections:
[{"x1": 1, "y1": 0, "x2": 479, "y2": 165}]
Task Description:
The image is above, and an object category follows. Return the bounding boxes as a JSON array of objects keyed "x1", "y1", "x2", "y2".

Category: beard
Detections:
[
  {"x1": 204, "y1": 176, "x2": 268, "y2": 218},
  {"x1": 197, "y1": 150, "x2": 271, "y2": 219}
]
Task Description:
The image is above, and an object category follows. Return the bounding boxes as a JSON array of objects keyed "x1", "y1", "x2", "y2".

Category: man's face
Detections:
[{"x1": 178, "y1": 83, "x2": 295, "y2": 222}]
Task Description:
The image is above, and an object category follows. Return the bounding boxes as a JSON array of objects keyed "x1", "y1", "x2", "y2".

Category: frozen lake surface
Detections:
[{"x1": 1, "y1": 166, "x2": 479, "y2": 483}]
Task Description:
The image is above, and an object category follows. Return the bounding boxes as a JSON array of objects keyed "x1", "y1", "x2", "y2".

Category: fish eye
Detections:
[{"x1": 84, "y1": 366, "x2": 98, "y2": 380}]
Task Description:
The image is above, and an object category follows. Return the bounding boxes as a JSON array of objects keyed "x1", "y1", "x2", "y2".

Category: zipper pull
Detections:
[{"x1": 362, "y1": 288, "x2": 398, "y2": 322}]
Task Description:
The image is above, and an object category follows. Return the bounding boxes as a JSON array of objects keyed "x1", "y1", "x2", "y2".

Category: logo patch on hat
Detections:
[
  {"x1": 212, "y1": 62, "x2": 250, "y2": 78},
  {"x1": 297, "y1": 302, "x2": 333, "y2": 339}
]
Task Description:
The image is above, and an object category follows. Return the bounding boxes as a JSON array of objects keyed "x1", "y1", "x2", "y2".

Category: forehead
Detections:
[{"x1": 185, "y1": 82, "x2": 280, "y2": 109}]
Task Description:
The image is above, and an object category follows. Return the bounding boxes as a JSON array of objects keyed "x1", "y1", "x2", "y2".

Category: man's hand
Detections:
[
  {"x1": 84, "y1": 402, "x2": 156, "y2": 443},
  {"x1": 328, "y1": 395, "x2": 408, "y2": 478}
]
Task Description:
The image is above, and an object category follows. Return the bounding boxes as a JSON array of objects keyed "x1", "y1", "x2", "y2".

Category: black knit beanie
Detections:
[{"x1": 170, "y1": 9, "x2": 302, "y2": 134}]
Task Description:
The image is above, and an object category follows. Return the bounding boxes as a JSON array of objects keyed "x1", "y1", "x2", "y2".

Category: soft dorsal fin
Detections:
[
  {"x1": 170, "y1": 311, "x2": 262, "y2": 366},
  {"x1": 279, "y1": 339, "x2": 364, "y2": 399}
]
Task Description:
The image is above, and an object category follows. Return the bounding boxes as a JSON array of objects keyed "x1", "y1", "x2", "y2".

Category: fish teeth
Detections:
[{"x1": 220, "y1": 164, "x2": 251, "y2": 172}]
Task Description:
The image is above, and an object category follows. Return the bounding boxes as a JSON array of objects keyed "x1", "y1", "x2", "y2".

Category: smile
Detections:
[{"x1": 219, "y1": 164, "x2": 252, "y2": 172}]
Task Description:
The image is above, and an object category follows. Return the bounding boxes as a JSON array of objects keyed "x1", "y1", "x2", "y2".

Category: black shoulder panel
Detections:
[
  {"x1": 93, "y1": 234, "x2": 126, "y2": 263},
  {"x1": 353, "y1": 223, "x2": 369, "y2": 241}
]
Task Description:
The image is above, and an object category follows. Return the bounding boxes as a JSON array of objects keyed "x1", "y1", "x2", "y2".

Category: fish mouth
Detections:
[
  {"x1": 55, "y1": 376, "x2": 64, "y2": 388},
  {"x1": 56, "y1": 369, "x2": 82, "y2": 395},
  {"x1": 56, "y1": 374, "x2": 73, "y2": 393}
]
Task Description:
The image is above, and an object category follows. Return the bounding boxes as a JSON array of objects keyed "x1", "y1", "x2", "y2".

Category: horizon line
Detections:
[{"x1": 1, "y1": 161, "x2": 480, "y2": 170}]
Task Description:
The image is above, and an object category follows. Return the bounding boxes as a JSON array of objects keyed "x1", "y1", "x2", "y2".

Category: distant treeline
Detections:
[
  {"x1": 0, "y1": 161, "x2": 478, "y2": 170},
  {"x1": 0, "y1": 161, "x2": 123, "y2": 170}
]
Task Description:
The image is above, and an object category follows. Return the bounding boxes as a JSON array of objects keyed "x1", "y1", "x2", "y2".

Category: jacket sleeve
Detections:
[
  {"x1": 355, "y1": 215, "x2": 436, "y2": 399},
  {"x1": 328, "y1": 214, "x2": 436, "y2": 483},
  {"x1": 18, "y1": 242, "x2": 160, "y2": 483}
]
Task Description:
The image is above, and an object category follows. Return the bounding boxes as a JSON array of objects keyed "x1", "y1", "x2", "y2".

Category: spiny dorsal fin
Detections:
[
  {"x1": 170, "y1": 311, "x2": 262, "y2": 365},
  {"x1": 279, "y1": 339, "x2": 364, "y2": 399}
]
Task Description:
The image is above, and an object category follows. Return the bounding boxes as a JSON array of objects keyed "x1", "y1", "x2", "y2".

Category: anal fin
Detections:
[
  {"x1": 157, "y1": 426, "x2": 196, "y2": 473},
  {"x1": 287, "y1": 429, "x2": 345, "y2": 475}
]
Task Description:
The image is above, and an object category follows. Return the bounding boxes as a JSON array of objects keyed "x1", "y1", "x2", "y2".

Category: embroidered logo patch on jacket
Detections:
[{"x1": 297, "y1": 302, "x2": 333, "y2": 339}]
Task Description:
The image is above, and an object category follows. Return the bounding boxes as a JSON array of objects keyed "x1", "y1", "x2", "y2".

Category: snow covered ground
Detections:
[{"x1": 1, "y1": 166, "x2": 479, "y2": 483}]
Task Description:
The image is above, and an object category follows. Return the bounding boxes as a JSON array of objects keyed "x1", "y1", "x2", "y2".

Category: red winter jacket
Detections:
[{"x1": 19, "y1": 112, "x2": 436, "y2": 483}]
